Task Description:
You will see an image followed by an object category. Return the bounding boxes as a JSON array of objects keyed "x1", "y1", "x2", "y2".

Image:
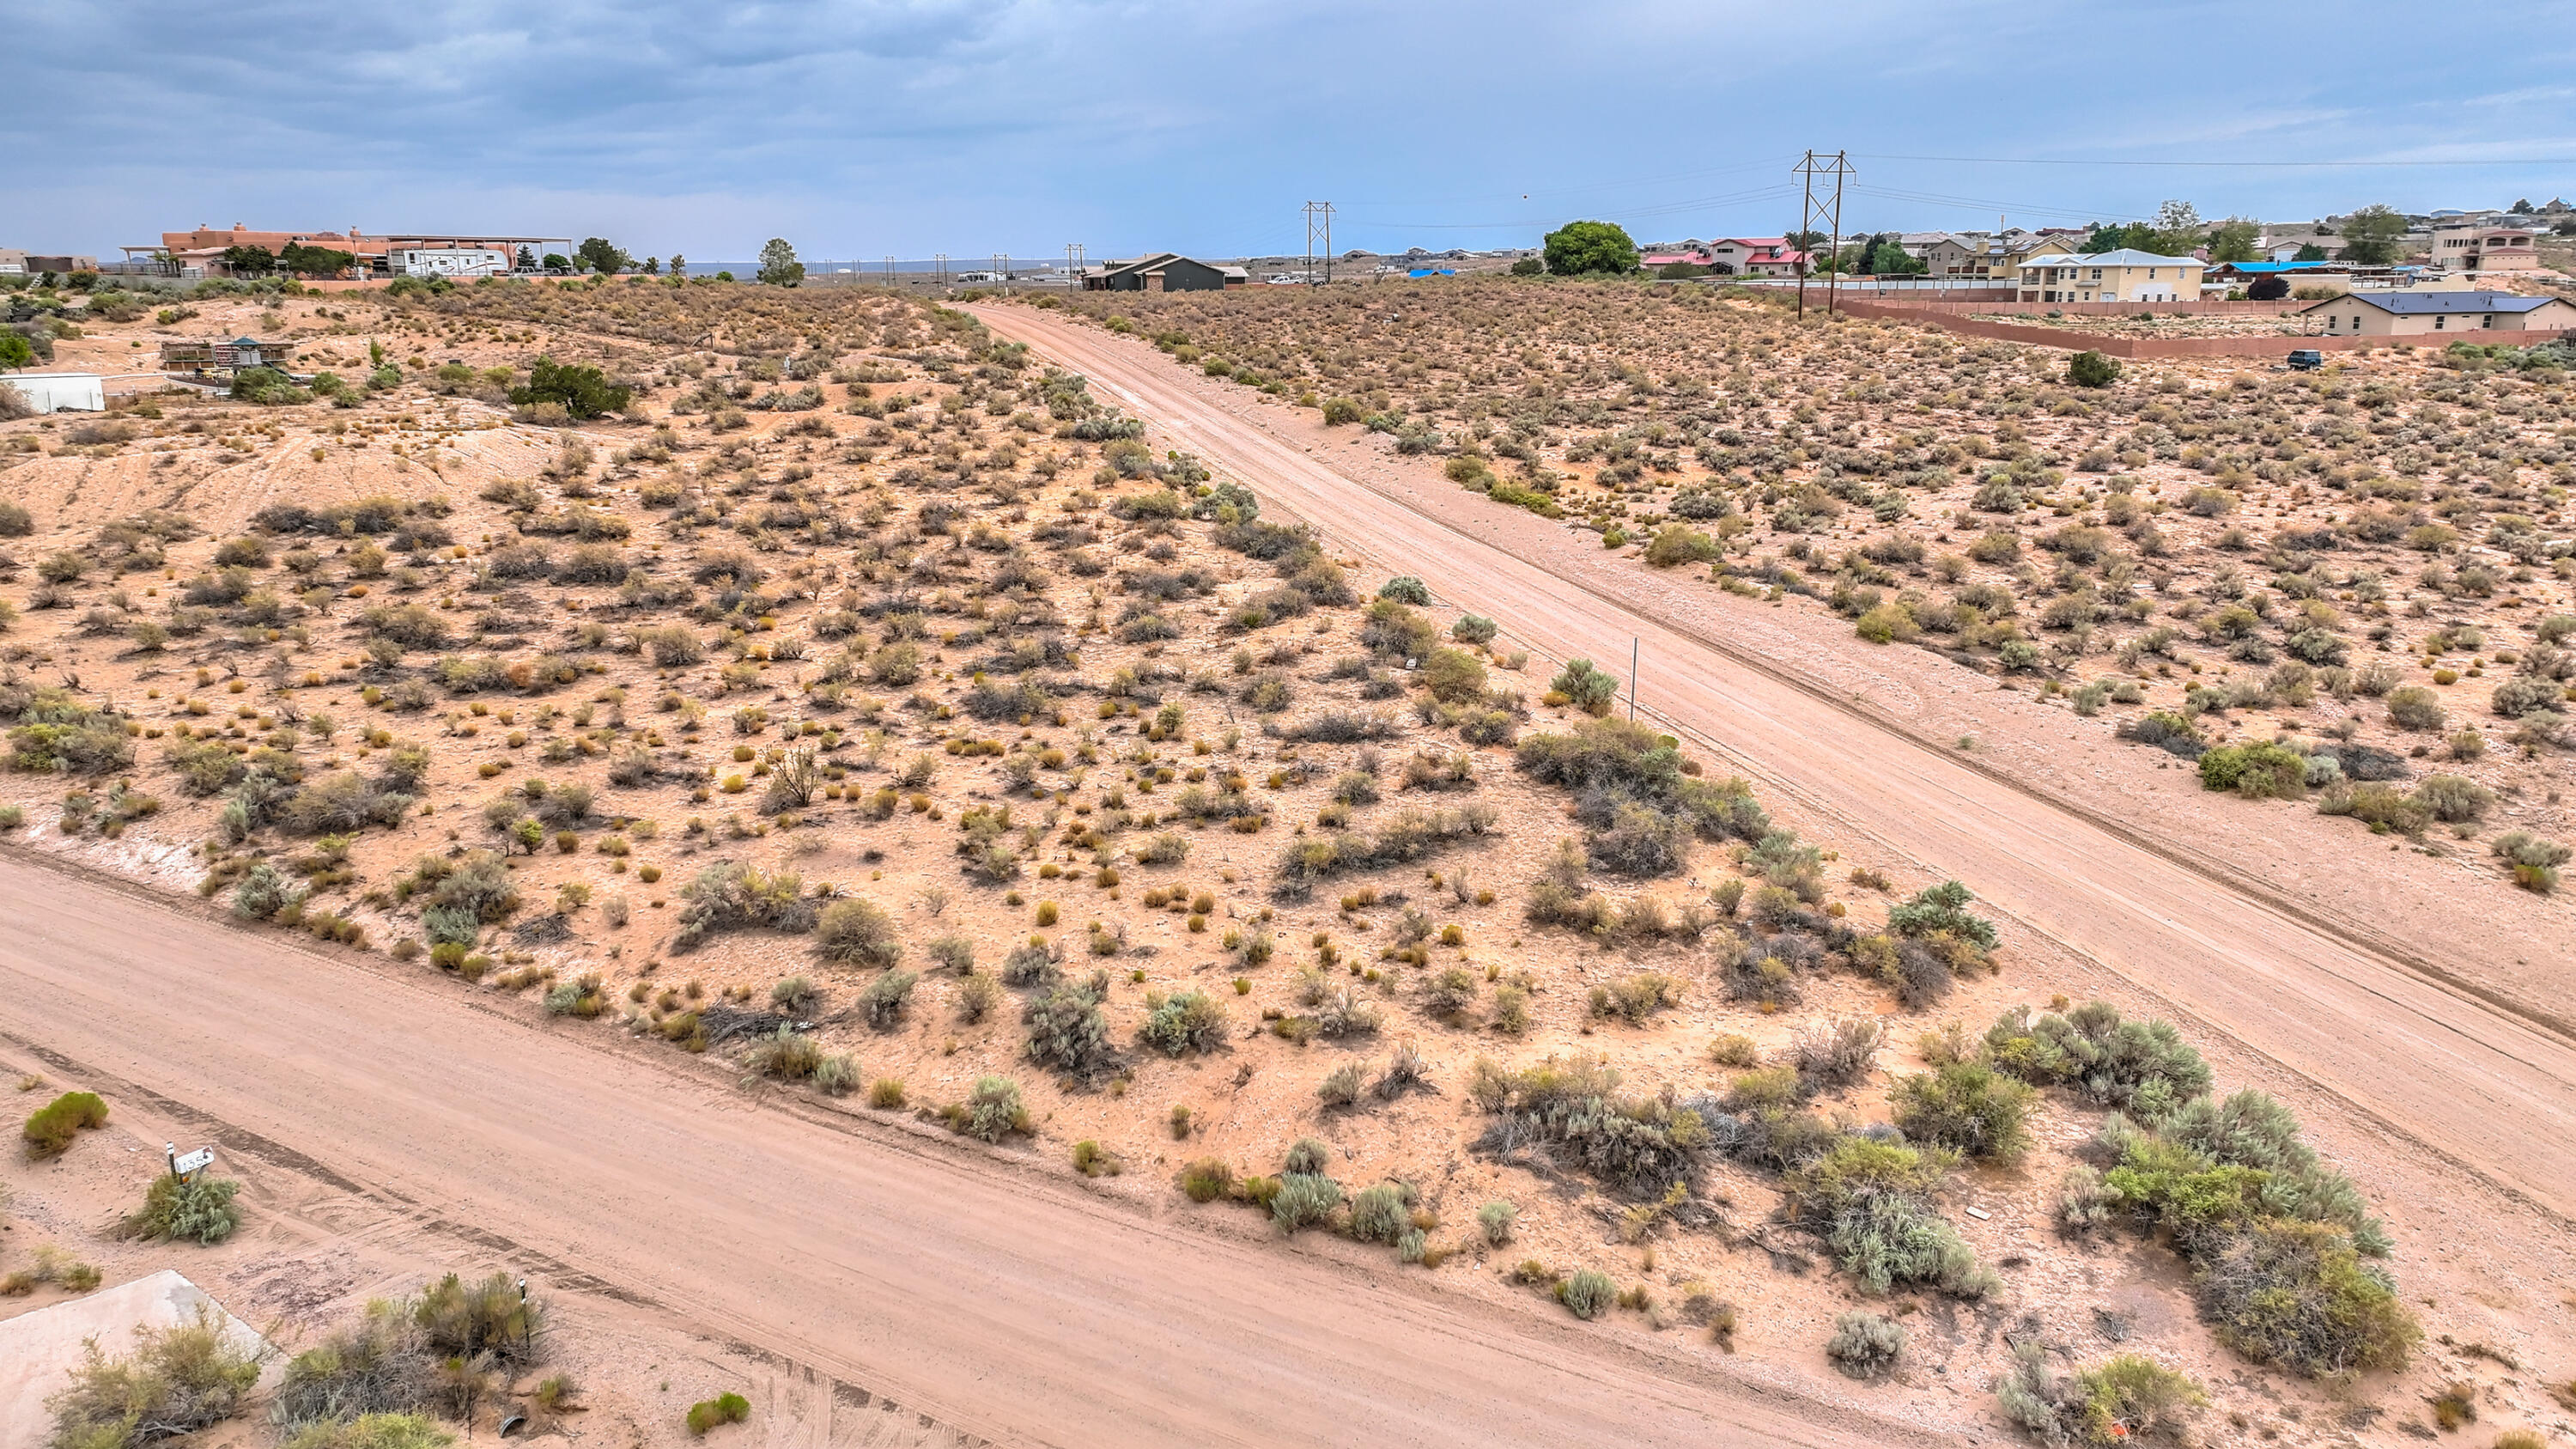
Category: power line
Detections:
[{"x1": 1856, "y1": 152, "x2": 2576, "y2": 168}]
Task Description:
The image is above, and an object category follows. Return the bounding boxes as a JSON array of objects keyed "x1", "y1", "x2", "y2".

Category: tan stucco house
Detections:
[{"x1": 2299, "y1": 290, "x2": 2576, "y2": 336}]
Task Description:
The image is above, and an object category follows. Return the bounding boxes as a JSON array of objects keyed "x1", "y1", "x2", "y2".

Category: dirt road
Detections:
[
  {"x1": 968, "y1": 303, "x2": 2576, "y2": 1223},
  {"x1": 0, "y1": 855, "x2": 1928, "y2": 1449}
]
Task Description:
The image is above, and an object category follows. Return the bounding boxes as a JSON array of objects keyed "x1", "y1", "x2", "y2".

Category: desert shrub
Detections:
[
  {"x1": 1025, "y1": 980, "x2": 1120, "y2": 1079},
  {"x1": 1348, "y1": 1181, "x2": 1411, "y2": 1243},
  {"x1": 1317, "y1": 1062, "x2": 1363, "y2": 1107},
  {"x1": 744, "y1": 1027, "x2": 823, "y2": 1081},
  {"x1": 280, "y1": 1415, "x2": 453, "y2": 1449},
  {"x1": 2414, "y1": 772, "x2": 2492, "y2": 824},
  {"x1": 811, "y1": 897, "x2": 901, "y2": 966},
  {"x1": 1826, "y1": 1311, "x2": 1907, "y2": 1378},
  {"x1": 1891, "y1": 1061, "x2": 2034, "y2": 1162},
  {"x1": 1377, "y1": 575, "x2": 1431, "y2": 605},
  {"x1": 542, "y1": 975, "x2": 607, "y2": 1017},
  {"x1": 1268, "y1": 1170, "x2": 1343, "y2": 1233},
  {"x1": 2492, "y1": 832, "x2": 2571, "y2": 892},
  {"x1": 1790, "y1": 1017, "x2": 1885, "y2": 1092},
  {"x1": 1477, "y1": 1199, "x2": 1518, "y2": 1245},
  {"x1": 1472, "y1": 1054, "x2": 1708, "y2": 1195},
  {"x1": 1548, "y1": 658, "x2": 1621, "y2": 714},
  {"x1": 46, "y1": 1309, "x2": 262, "y2": 1449},
  {"x1": 2491, "y1": 673, "x2": 2563, "y2": 719},
  {"x1": 946, "y1": 1075, "x2": 1028, "y2": 1142},
  {"x1": 122, "y1": 1174, "x2": 242, "y2": 1245},
  {"x1": 1792, "y1": 1137, "x2": 1995, "y2": 1297},
  {"x1": 1982, "y1": 1002, "x2": 2210, "y2": 1109},
  {"x1": 859, "y1": 971, "x2": 918, "y2": 1027},
  {"x1": 2195, "y1": 1219, "x2": 2417, "y2": 1377},
  {"x1": 511, "y1": 356, "x2": 631, "y2": 419},
  {"x1": 2384, "y1": 685, "x2": 2446, "y2": 732},
  {"x1": 2067, "y1": 350, "x2": 2121, "y2": 388},
  {"x1": 1587, "y1": 971, "x2": 1680, "y2": 1022},
  {"x1": 1643, "y1": 525, "x2": 1722, "y2": 568},
  {"x1": 1996, "y1": 1342, "x2": 2204, "y2": 1446},
  {"x1": 1179, "y1": 1157, "x2": 1236, "y2": 1202},
  {"x1": 271, "y1": 1299, "x2": 440, "y2": 1425},
  {"x1": 1557, "y1": 1269, "x2": 1616, "y2": 1319},
  {"x1": 1139, "y1": 990, "x2": 1227, "y2": 1056},
  {"x1": 2196, "y1": 741, "x2": 2308, "y2": 800},
  {"x1": 684, "y1": 1392, "x2": 750, "y2": 1436},
  {"x1": 673, "y1": 861, "x2": 814, "y2": 949},
  {"x1": 24, "y1": 1089, "x2": 111, "y2": 1157}
]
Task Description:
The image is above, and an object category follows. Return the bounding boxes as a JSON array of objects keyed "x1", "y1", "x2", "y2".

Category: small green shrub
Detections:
[
  {"x1": 23, "y1": 1089, "x2": 109, "y2": 1157},
  {"x1": 1179, "y1": 1157, "x2": 1235, "y2": 1202},
  {"x1": 123, "y1": 1173, "x2": 242, "y2": 1245},
  {"x1": 685, "y1": 1391, "x2": 750, "y2": 1435},
  {"x1": 1557, "y1": 1269, "x2": 1616, "y2": 1319},
  {"x1": 1826, "y1": 1310, "x2": 1907, "y2": 1378},
  {"x1": 2067, "y1": 350, "x2": 2121, "y2": 389},
  {"x1": 46, "y1": 1309, "x2": 262, "y2": 1449},
  {"x1": 1890, "y1": 1061, "x2": 2036, "y2": 1163},
  {"x1": 1477, "y1": 1199, "x2": 1517, "y2": 1245}
]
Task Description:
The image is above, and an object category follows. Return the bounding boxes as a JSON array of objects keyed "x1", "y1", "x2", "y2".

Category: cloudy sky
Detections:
[{"x1": 11, "y1": 0, "x2": 2576, "y2": 264}]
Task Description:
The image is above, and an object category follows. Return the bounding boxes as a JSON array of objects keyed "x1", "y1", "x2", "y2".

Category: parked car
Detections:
[{"x1": 2287, "y1": 349, "x2": 2324, "y2": 371}]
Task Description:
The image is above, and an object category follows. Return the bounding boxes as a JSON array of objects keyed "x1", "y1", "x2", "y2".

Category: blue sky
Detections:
[{"x1": 10, "y1": 0, "x2": 2575, "y2": 263}]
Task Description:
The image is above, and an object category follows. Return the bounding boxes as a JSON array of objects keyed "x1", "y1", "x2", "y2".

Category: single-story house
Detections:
[
  {"x1": 1086, "y1": 253, "x2": 1247, "y2": 292},
  {"x1": 1, "y1": 372, "x2": 106, "y2": 412},
  {"x1": 2014, "y1": 248, "x2": 2203, "y2": 303},
  {"x1": 2299, "y1": 290, "x2": 2576, "y2": 336}
]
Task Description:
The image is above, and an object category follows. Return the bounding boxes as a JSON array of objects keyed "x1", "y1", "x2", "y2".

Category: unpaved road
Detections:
[
  {"x1": 0, "y1": 855, "x2": 1926, "y2": 1449},
  {"x1": 969, "y1": 303, "x2": 2576, "y2": 1223}
]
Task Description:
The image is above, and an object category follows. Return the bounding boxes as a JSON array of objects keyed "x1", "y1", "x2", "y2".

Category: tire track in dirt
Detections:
[{"x1": 968, "y1": 303, "x2": 2576, "y2": 1226}]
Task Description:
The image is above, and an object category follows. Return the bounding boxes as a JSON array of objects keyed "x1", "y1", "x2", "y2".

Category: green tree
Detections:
[
  {"x1": 1509, "y1": 257, "x2": 1542, "y2": 277},
  {"x1": 509, "y1": 356, "x2": 633, "y2": 419},
  {"x1": 2339, "y1": 204, "x2": 2409, "y2": 265},
  {"x1": 2293, "y1": 242, "x2": 2330, "y2": 262},
  {"x1": 2206, "y1": 217, "x2": 2260, "y2": 264},
  {"x1": 220, "y1": 244, "x2": 276, "y2": 276},
  {"x1": 1540, "y1": 221, "x2": 1639, "y2": 276},
  {"x1": 2067, "y1": 350, "x2": 2122, "y2": 389},
  {"x1": 541, "y1": 253, "x2": 571, "y2": 271},
  {"x1": 0, "y1": 332, "x2": 33, "y2": 369},
  {"x1": 515, "y1": 245, "x2": 538, "y2": 270},
  {"x1": 669, "y1": 253, "x2": 687, "y2": 277},
  {"x1": 641, "y1": 256, "x2": 660, "y2": 275},
  {"x1": 279, "y1": 243, "x2": 355, "y2": 277},
  {"x1": 2146, "y1": 199, "x2": 2204, "y2": 256},
  {"x1": 756, "y1": 238, "x2": 805, "y2": 287},
  {"x1": 574, "y1": 237, "x2": 631, "y2": 274}
]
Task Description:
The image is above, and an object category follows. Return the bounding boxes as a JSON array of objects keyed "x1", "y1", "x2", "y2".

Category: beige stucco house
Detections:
[
  {"x1": 2299, "y1": 290, "x2": 2576, "y2": 336},
  {"x1": 2427, "y1": 225, "x2": 2545, "y2": 275}
]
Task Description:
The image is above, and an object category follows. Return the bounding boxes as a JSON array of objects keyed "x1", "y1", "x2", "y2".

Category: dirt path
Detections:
[
  {"x1": 967, "y1": 303, "x2": 2576, "y2": 1224},
  {"x1": 0, "y1": 854, "x2": 1931, "y2": 1449}
]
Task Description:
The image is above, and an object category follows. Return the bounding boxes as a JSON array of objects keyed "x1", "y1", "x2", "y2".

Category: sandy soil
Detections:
[
  {"x1": 965, "y1": 301, "x2": 2576, "y2": 1206},
  {"x1": 1, "y1": 278, "x2": 2569, "y2": 1449},
  {"x1": 0, "y1": 852, "x2": 1936, "y2": 1449}
]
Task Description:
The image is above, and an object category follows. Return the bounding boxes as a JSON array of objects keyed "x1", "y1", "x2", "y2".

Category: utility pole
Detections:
[
  {"x1": 883, "y1": 254, "x2": 894, "y2": 285},
  {"x1": 1791, "y1": 150, "x2": 1855, "y2": 316},
  {"x1": 1066, "y1": 243, "x2": 1086, "y2": 289},
  {"x1": 1304, "y1": 201, "x2": 1335, "y2": 285},
  {"x1": 993, "y1": 251, "x2": 1007, "y2": 283},
  {"x1": 933, "y1": 253, "x2": 948, "y2": 287}
]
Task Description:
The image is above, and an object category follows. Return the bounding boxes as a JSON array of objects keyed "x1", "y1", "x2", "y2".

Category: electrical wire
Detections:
[{"x1": 1856, "y1": 152, "x2": 2576, "y2": 168}]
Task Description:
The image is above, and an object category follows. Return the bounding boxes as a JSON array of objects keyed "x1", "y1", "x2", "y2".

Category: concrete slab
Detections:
[{"x1": 0, "y1": 1269, "x2": 273, "y2": 1449}]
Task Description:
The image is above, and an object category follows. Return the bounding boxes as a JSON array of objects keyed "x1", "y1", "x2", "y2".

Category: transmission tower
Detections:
[
  {"x1": 1066, "y1": 243, "x2": 1086, "y2": 289},
  {"x1": 1792, "y1": 150, "x2": 1855, "y2": 317},
  {"x1": 933, "y1": 253, "x2": 949, "y2": 287},
  {"x1": 1303, "y1": 201, "x2": 1335, "y2": 285}
]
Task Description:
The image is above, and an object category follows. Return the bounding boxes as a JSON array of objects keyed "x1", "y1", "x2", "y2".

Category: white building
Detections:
[
  {"x1": 391, "y1": 247, "x2": 509, "y2": 278},
  {"x1": 2, "y1": 372, "x2": 105, "y2": 412}
]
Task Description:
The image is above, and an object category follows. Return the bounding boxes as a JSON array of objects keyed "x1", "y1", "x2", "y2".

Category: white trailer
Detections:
[{"x1": 2, "y1": 372, "x2": 106, "y2": 412}]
